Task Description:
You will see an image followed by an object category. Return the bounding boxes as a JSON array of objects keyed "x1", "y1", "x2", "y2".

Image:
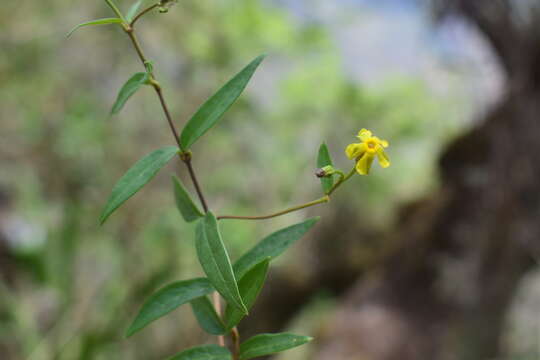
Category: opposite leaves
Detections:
[
  {"x1": 179, "y1": 55, "x2": 265, "y2": 150},
  {"x1": 239, "y1": 333, "x2": 313, "y2": 360},
  {"x1": 100, "y1": 146, "x2": 178, "y2": 224},
  {"x1": 126, "y1": 278, "x2": 214, "y2": 337},
  {"x1": 111, "y1": 72, "x2": 150, "y2": 115},
  {"x1": 195, "y1": 212, "x2": 247, "y2": 314}
]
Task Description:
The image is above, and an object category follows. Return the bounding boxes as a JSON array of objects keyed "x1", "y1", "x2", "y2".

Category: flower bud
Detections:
[{"x1": 315, "y1": 165, "x2": 336, "y2": 178}]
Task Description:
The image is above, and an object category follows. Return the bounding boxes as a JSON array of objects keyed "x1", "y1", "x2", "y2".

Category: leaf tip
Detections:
[{"x1": 124, "y1": 325, "x2": 136, "y2": 338}]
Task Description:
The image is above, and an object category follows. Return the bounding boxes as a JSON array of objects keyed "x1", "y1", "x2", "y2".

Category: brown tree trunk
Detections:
[{"x1": 315, "y1": 1, "x2": 540, "y2": 359}]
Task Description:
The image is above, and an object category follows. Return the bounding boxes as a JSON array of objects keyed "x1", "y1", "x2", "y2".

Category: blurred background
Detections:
[{"x1": 2, "y1": 0, "x2": 540, "y2": 359}]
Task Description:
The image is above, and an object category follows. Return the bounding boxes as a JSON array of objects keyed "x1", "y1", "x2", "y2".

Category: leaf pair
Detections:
[
  {"x1": 165, "y1": 333, "x2": 312, "y2": 360},
  {"x1": 99, "y1": 55, "x2": 265, "y2": 223},
  {"x1": 109, "y1": 54, "x2": 264, "y2": 147},
  {"x1": 125, "y1": 217, "x2": 319, "y2": 337}
]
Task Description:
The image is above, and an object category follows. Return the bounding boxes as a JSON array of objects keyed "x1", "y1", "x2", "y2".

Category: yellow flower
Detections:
[{"x1": 345, "y1": 128, "x2": 390, "y2": 175}]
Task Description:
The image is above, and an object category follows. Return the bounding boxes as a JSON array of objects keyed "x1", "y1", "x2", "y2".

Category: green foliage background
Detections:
[{"x1": 0, "y1": 0, "x2": 467, "y2": 359}]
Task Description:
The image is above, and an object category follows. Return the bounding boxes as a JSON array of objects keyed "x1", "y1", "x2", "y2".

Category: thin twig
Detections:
[
  {"x1": 217, "y1": 196, "x2": 329, "y2": 221},
  {"x1": 130, "y1": 4, "x2": 159, "y2": 27},
  {"x1": 212, "y1": 292, "x2": 225, "y2": 346},
  {"x1": 231, "y1": 327, "x2": 241, "y2": 360},
  {"x1": 183, "y1": 156, "x2": 209, "y2": 212}
]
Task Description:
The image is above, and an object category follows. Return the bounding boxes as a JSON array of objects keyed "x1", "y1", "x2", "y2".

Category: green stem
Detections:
[
  {"x1": 217, "y1": 196, "x2": 330, "y2": 221},
  {"x1": 217, "y1": 167, "x2": 357, "y2": 221},
  {"x1": 104, "y1": 0, "x2": 127, "y2": 22},
  {"x1": 130, "y1": 4, "x2": 159, "y2": 26},
  {"x1": 124, "y1": 28, "x2": 183, "y2": 149},
  {"x1": 327, "y1": 167, "x2": 356, "y2": 196},
  {"x1": 231, "y1": 327, "x2": 241, "y2": 360}
]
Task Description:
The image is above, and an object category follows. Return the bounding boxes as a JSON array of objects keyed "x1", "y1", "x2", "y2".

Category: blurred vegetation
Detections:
[{"x1": 0, "y1": 0, "x2": 469, "y2": 359}]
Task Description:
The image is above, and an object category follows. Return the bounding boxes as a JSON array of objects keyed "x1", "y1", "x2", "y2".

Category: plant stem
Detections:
[
  {"x1": 104, "y1": 0, "x2": 127, "y2": 22},
  {"x1": 217, "y1": 196, "x2": 330, "y2": 221},
  {"x1": 130, "y1": 4, "x2": 159, "y2": 26},
  {"x1": 119, "y1": 22, "x2": 218, "y2": 345},
  {"x1": 213, "y1": 292, "x2": 225, "y2": 346},
  {"x1": 327, "y1": 167, "x2": 356, "y2": 196},
  {"x1": 217, "y1": 166, "x2": 357, "y2": 221},
  {"x1": 183, "y1": 156, "x2": 209, "y2": 212},
  {"x1": 123, "y1": 27, "x2": 211, "y2": 213},
  {"x1": 231, "y1": 327, "x2": 241, "y2": 360}
]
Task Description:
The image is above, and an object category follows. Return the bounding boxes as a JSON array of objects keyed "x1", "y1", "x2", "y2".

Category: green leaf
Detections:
[
  {"x1": 233, "y1": 218, "x2": 319, "y2": 280},
  {"x1": 66, "y1": 18, "x2": 123, "y2": 37},
  {"x1": 172, "y1": 175, "x2": 204, "y2": 222},
  {"x1": 100, "y1": 146, "x2": 178, "y2": 224},
  {"x1": 190, "y1": 296, "x2": 227, "y2": 335},
  {"x1": 179, "y1": 55, "x2": 265, "y2": 150},
  {"x1": 317, "y1": 142, "x2": 333, "y2": 193},
  {"x1": 126, "y1": 278, "x2": 213, "y2": 337},
  {"x1": 195, "y1": 212, "x2": 247, "y2": 314},
  {"x1": 239, "y1": 333, "x2": 313, "y2": 360},
  {"x1": 224, "y1": 259, "x2": 269, "y2": 330},
  {"x1": 111, "y1": 72, "x2": 149, "y2": 115},
  {"x1": 126, "y1": 0, "x2": 145, "y2": 22},
  {"x1": 167, "y1": 345, "x2": 232, "y2": 360}
]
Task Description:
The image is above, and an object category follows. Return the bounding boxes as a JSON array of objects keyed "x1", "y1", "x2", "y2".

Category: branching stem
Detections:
[
  {"x1": 119, "y1": 17, "x2": 220, "y2": 345},
  {"x1": 130, "y1": 4, "x2": 159, "y2": 26}
]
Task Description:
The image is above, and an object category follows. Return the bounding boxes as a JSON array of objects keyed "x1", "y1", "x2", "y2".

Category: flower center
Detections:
[{"x1": 366, "y1": 139, "x2": 377, "y2": 150}]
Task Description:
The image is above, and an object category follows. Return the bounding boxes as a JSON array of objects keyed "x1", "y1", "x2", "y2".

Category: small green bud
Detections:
[
  {"x1": 158, "y1": 0, "x2": 178, "y2": 13},
  {"x1": 315, "y1": 165, "x2": 336, "y2": 178}
]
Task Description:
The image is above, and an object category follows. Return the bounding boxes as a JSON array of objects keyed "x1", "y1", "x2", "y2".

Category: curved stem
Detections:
[
  {"x1": 217, "y1": 196, "x2": 330, "y2": 221},
  {"x1": 217, "y1": 167, "x2": 356, "y2": 221},
  {"x1": 327, "y1": 167, "x2": 356, "y2": 196},
  {"x1": 130, "y1": 4, "x2": 159, "y2": 27}
]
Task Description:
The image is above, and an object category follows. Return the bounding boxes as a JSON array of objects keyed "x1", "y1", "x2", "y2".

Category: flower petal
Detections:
[
  {"x1": 345, "y1": 143, "x2": 366, "y2": 160},
  {"x1": 357, "y1": 129, "x2": 372, "y2": 142},
  {"x1": 356, "y1": 153, "x2": 375, "y2": 175},
  {"x1": 373, "y1": 136, "x2": 389, "y2": 148},
  {"x1": 376, "y1": 148, "x2": 390, "y2": 168}
]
